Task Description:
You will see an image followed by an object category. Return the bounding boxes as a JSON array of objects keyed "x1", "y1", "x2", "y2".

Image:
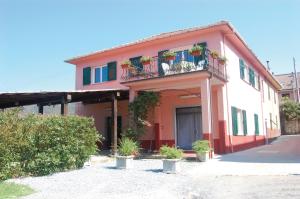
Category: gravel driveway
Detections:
[{"x1": 10, "y1": 135, "x2": 300, "y2": 199}]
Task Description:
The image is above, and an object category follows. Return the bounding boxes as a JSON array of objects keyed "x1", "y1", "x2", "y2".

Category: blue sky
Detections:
[{"x1": 0, "y1": 0, "x2": 299, "y2": 92}]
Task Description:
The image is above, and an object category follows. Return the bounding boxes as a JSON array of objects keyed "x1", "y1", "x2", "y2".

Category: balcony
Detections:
[{"x1": 120, "y1": 49, "x2": 227, "y2": 83}]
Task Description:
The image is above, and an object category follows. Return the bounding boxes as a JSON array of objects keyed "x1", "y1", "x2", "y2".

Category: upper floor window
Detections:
[
  {"x1": 239, "y1": 59, "x2": 245, "y2": 80},
  {"x1": 82, "y1": 61, "x2": 117, "y2": 86}
]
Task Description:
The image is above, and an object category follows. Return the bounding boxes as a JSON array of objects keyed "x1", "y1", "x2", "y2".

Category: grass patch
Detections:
[{"x1": 0, "y1": 182, "x2": 34, "y2": 199}]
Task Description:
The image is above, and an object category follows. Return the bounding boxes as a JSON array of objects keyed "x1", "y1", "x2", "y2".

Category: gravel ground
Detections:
[{"x1": 10, "y1": 159, "x2": 300, "y2": 199}]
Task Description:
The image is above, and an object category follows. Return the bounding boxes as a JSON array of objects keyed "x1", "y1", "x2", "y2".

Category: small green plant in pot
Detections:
[
  {"x1": 160, "y1": 145, "x2": 183, "y2": 174},
  {"x1": 163, "y1": 51, "x2": 176, "y2": 61},
  {"x1": 218, "y1": 56, "x2": 227, "y2": 65},
  {"x1": 140, "y1": 56, "x2": 153, "y2": 66},
  {"x1": 210, "y1": 50, "x2": 219, "y2": 59},
  {"x1": 116, "y1": 137, "x2": 139, "y2": 169},
  {"x1": 192, "y1": 140, "x2": 211, "y2": 162},
  {"x1": 189, "y1": 45, "x2": 203, "y2": 56},
  {"x1": 121, "y1": 60, "x2": 132, "y2": 69}
]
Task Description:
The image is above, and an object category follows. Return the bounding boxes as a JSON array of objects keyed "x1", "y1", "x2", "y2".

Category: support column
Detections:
[
  {"x1": 60, "y1": 103, "x2": 68, "y2": 115},
  {"x1": 154, "y1": 104, "x2": 161, "y2": 151},
  {"x1": 38, "y1": 104, "x2": 43, "y2": 114},
  {"x1": 200, "y1": 79, "x2": 213, "y2": 153},
  {"x1": 112, "y1": 93, "x2": 118, "y2": 156},
  {"x1": 129, "y1": 89, "x2": 136, "y2": 103}
]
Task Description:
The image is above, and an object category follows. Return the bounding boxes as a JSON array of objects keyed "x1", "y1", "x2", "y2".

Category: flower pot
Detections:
[
  {"x1": 141, "y1": 60, "x2": 151, "y2": 66},
  {"x1": 218, "y1": 60, "x2": 226, "y2": 65},
  {"x1": 116, "y1": 155, "x2": 134, "y2": 169},
  {"x1": 196, "y1": 152, "x2": 209, "y2": 162},
  {"x1": 165, "y1": 56, "x2": 176, "y2": 61},
  {"x1": 121, "y1": 64, "x2": 129, "y2": 69},
  {"x1": 190, "y1": 50, "x2": 201, "y2": 56},
  {"x1": 211, "y1": 54, "x2": 218, "y2": 59},
  {"x1": 162, "y1": 159, "x2": 181, "y2": 174}
]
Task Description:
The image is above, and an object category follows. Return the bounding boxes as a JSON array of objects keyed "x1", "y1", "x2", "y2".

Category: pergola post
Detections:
[
  {"x1": 112, "y1": 93, "x2": 118, "y2": 155},
  {"x1": 38, "y1": 104, "x2": 43, "y2": 114}
]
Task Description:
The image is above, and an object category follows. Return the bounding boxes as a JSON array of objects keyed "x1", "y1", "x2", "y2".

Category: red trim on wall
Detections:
[
  {"x1": 213, "y1": 139, "x2": 220, "y2": 154},
  {"x1": 218, "y1": 120, "x2": 227, "y2": 154}
]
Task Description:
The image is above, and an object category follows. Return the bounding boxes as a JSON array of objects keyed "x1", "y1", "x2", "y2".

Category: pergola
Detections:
[{"x1": 0, "y1": 89, "x2": 129, "y2": 154}]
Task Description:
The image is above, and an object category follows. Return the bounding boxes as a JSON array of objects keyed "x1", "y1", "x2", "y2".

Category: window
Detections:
[
  {"x1": 239, "y1": 59, "x2": 245, "y2": 80},
  {"x1": 94, "y1": 67, "x2": 101, "y2": 83},
  {"x1": 130, "y1": 56, "x2": 143, "y2": 72},
  {"x1": 268, "y1": 85, "x2": 271, "y2": 100},
  {"x1": 254, "y1": 114, "x2": 259, "y2": 135},
  {"x1": 274, "y1": 91, "x2": 276, "y2": 104},
  {"x1": 262, "y1": 80, "x2": 265, "y2": 102},
  {"x1": 282, "y1": 93, "x2": 290, "y2": 98},
  {"x1": 232, "y1": 106, "x2": 247, "y2": 136}
]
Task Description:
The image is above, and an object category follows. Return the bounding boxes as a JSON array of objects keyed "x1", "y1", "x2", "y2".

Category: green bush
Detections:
[
  {"x1": 118, "y1": 137, "x2": 139, "y2": 156},
  {"x1": 192, "y1": 140, "x2": 211, "y2": 153},
  {"x1": 160, "y1": 145, "x2": 183, "y2": 159},
  {"x1": 0, "y1": 108, "x2": 101, "y2": 180}
]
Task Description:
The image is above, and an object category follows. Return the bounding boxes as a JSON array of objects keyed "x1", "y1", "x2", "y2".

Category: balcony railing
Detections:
[{"x1": 121, "y1": 49, "x2": 227, "y2": 82}]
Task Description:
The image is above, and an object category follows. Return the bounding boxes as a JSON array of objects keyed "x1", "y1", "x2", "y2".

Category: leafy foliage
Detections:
[
  {"x1": 0, "y1": 109, "x2": 101, "y2": 180},
  {"x1": 140, "y1": 56, "x2": 153, "y2": 63},
  {"x1": 210, "y1": 50, "x2": 219, "y2": 59},
  {"x1": 160, "y1": 145, "x2": 183, "y2": 159},
  {"x1": 118, "y1": 137, "x2": 139, "y2": 156},
  {"x1": 128, "y1": 91, "x2": 160, "y2": 140},
  {"x1": 189, "y1": 45, "x2": 203, "y2": 54},
  {"x1": 0, "y1": 182, "x2": 34, "y2": 199},
  {"x1": 280, "y1": 97, "x2": 300, "y2": 120},
  {"x1": 162, "y1": 50, "x2": 176, "y2": 58},
  {"x1": 192, "y1": 140, "x2": 211, "y2": 153}
]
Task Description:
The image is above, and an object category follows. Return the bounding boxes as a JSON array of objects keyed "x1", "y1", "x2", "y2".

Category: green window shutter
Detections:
[
  {"x1": 254, "y1": 114, "x2": 259, "y2": 135},
  {"x1": 107, "y1": 61, "x2": 117, "y2": 81},
  {"x1": 239, "y1": 59, "x2": 245, "y2": 79},
  {"x1": 83, "y1": 67, "x2": 91, "y2": 85},
  {"x1": 242, "y1": 110, "x2": 247, "y2": 135},
  {"x1": 249, "y1": 68, "x2": 255, "y2": 86},
  {"x1": 231, "y1": 106, "x2": 238, "y2": 135}
]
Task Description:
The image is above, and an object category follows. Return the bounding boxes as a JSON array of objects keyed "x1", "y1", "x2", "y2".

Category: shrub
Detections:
[
  {"x1": 162, "y1": 51, "x2": 176, "y2": 58},
  {"x1": 160, "y1": 145, "x2": 183, "y2": 159},
  {"x1": 0, "y1": 109, "x2": 102, "y2": 180},
  {"x1": 192, "y1": 140, "x2": 211, "y2": 154},
  {"x1": 118, "y1": 137, "x2": 139, "y2": 156},
  {"x1": 280, "y1": 97, "x2": 300, "y2": 120}
]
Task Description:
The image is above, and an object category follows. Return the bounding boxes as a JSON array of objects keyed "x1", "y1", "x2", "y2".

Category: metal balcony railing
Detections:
[{"x1": 121, "y1": 49, "x2": 227, "y2": 82}]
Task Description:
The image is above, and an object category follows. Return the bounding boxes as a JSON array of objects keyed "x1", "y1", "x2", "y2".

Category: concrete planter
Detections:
[
  {"x1": 162, "y1": 159, "x2": 181, "y2": 174},
  {"x1": 116, "y1": 156, "x2": 134, "y2": 169},
  {"x1": 196, "y1": 151, "x2": 210, "y2": 162}
]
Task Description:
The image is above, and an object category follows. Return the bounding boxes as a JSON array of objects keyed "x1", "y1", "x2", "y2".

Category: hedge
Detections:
[{"x1": 0, "y1": 108, "x2": 102, "y2": 180}]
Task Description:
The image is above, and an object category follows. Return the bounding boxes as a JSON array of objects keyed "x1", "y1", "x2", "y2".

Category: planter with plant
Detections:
[
  {"x1": 210, "y1": 51, "x2": 219, "y2": 59},
  {"x1": 192, "y1": 140, "x2": 211, "y2": 162},
  {"x1": 140, "y1": 56, "x2": 153, "y2": 66},
  {"x1": 160, "y1": 145, "x2": 183, "y2": 174},
  {"x1": 163, "y1": 51, "x2": 176, "y2": 61},
  {"x1": 218, "y1": 56, "x2": 227, "y2": 65},
  {"x1": 189, "y1": 45, "x2": 203, "y2": 56},
  {"x1": 121, "y1": 60, "x2": 132, "y2": 69},
  {"x1": 116, "y1": 137, "x2": 139, "y2": 169}
]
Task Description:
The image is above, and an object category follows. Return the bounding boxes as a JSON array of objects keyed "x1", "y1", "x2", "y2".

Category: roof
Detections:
[
  {"x1": 64, "y1": 20, "x2": 281, "y2": 90},
  {"x1": 275, "y1": 72, "x2": 300, "y2": 90},
  {"x1": 0, "y1": 89, "x2": 129, "y2": 109}
]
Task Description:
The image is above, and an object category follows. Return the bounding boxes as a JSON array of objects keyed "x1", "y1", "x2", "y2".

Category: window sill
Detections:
[{"x1": 241, "y1": 78, "x2": 260, "y2": 91}]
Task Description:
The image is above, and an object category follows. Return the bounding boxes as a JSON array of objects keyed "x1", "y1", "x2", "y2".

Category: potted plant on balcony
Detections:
[
  {"x1": 116, "y1": 137, "x2": 139, "y2": 169},
  {"x1": 189, "y1": 45, "x2": 203, "y2": 56},
  {"x1": 210, "y1": 51, "x2": 219, "y2": 59},
  {"x1": 140, "y1": 56, "x2": 153, "y2": 66},
  {"x1": 121, "y1": 60, "x2": 132, "y2": 69},
  {"x1": 192, "y1": 140, "x2": 211, "y2": 162},
  {"x1": 163, "y1": 51, "x2": 176, "y2": 61},
  {"x1": 160, "y1": 145, "x2": 183, "y2": 174},
  {"x1": 218, "y1": 56, "x2": 227, "y2": 65}
]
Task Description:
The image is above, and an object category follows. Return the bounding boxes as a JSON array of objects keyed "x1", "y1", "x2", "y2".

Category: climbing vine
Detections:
[{"x1": 126, "y1": 91, "x2": 160, "y2": 140}]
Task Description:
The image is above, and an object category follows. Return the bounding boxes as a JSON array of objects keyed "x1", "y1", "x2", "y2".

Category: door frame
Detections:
[{"x1": 173, "y1": 104, "x2": 202, "y2": 148}]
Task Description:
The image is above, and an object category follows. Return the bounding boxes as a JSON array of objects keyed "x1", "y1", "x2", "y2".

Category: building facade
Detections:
[
  {"x1": 66, "y1": 21, "x2": 281, "y2": 154},
  {"x1": 275, "y1": 72, "x2": 300, "y2": 102}
]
